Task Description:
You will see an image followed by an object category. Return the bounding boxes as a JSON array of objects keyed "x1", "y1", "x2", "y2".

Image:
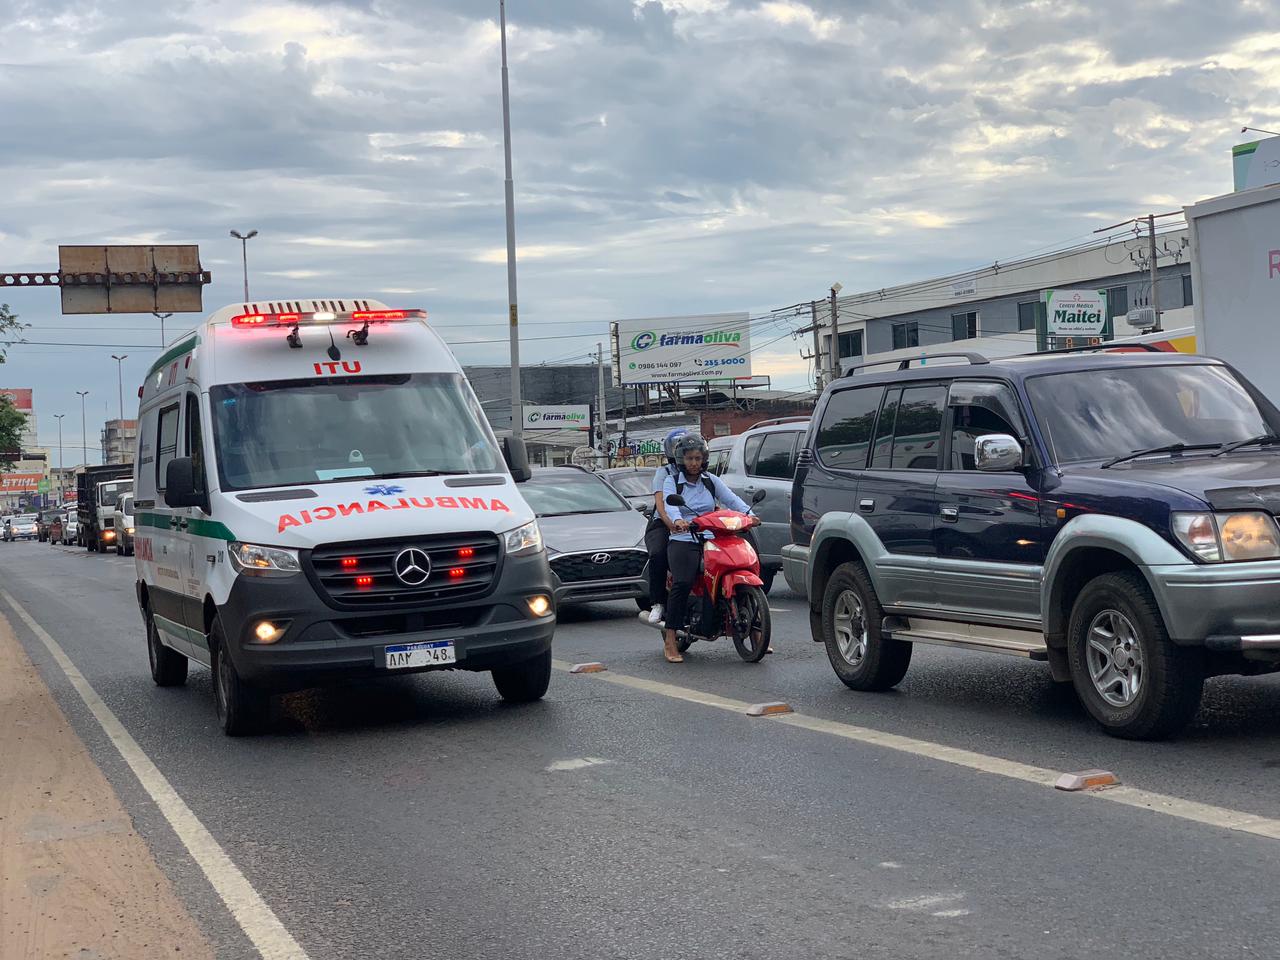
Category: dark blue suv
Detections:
[{"x1": 785, "y1": 349, "x2": 1280, "y2": 739}]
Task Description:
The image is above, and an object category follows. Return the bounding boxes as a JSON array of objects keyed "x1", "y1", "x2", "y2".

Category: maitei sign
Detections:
[
  {"x1": 524, "y1": 405, "x2": 590, "y2": 431},
  {"x1": 613, "y1": 312, "x2": 752, "y2": 385},
  {"x1": 1044, "y1": 288, "x2": 1108, "y2": 336}
]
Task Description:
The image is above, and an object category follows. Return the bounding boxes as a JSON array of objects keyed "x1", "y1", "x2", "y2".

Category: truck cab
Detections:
[{"x1": 134, "y1": 299, "x2": 555, "y2": 735}]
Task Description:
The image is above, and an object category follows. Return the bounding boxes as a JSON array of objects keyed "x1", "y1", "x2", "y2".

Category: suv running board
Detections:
[{"x1": 881, "y1": 616, "x2": 1048, "y2": 661}]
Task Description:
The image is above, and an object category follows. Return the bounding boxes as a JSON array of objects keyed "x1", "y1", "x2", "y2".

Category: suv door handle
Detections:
[
  {"x1": 940, "y1": 505, "x2": 960, "y2": 522},
  {"x1": 859, "y1": 498, "x2": 875, "y2": 513}
]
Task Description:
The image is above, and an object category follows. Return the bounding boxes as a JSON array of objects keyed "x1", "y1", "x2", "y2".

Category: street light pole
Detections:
[
  {"x1": 76, "y1": 391, "x2": 89, "y2": 467},
  {"x1": 499, "y1": 0, "x2": 523, "y2": 439},
  {"x1": 111, "y1": 355, "x2": 128, "y2": 421},
  {"x1": 54, "y1": 414, "x2": 64, "y2": 502},
  {"x1": 153, "y1": 311, "x2": 172, "y2": 347},
  {"x1": 230, "y1": 229, "x2": 258, "y2": 301}
]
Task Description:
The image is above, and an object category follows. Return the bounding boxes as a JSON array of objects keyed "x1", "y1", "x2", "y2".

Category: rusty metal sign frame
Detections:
[{"x1": 0, "y1": 244, "x2": 211, "y2": 314}]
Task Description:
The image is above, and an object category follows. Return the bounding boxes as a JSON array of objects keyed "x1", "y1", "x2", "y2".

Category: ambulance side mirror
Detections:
[
  {"x1": 503, "y1": 437, "x2": 532, "y2": 483},
  {"x1": 164, "y1": 458, "x2": 204, "y2": 509}
]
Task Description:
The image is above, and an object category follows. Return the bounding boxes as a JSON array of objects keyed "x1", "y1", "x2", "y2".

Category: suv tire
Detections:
[
  {"x1": 212, "y1": 620, "x2": 270, "y2": 736},
  {"x1": 821, "y1": 561, "x2": 911, "y2": 691},
  {"x1": 492, "y1": 649, "x2": 552, "y2": 703},
  {"x1": 146, "y1": 612, "x2": 189, "y2": 687},
  {"x1": 1067, "y1": 571, "x2": 1204, "y2": 740}
]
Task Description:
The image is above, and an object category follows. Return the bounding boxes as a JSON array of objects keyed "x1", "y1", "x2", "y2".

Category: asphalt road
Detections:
[{"x1": 5, "y1": 538, "x2": 1280, "y2": 959}]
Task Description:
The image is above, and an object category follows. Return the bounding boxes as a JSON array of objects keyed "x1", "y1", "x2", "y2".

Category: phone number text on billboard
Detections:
[{"x1": 614, "y1": 312, "x2": 752, "y2": 385}]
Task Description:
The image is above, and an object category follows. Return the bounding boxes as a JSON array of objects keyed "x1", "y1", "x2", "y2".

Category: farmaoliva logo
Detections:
[{"x1": 631, "y1": 330, "x2": 657, "y2": 351}]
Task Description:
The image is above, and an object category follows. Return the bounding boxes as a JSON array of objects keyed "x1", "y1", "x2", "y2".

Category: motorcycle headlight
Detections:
[
  {"x1": 229, "y1": 541, "x2": 302, "y2": 576},
  {"x1": 504, "y1": 520, "x2": 543, "y2": 557},
  {"x1": 1172, "y1": 511, "x2": 1280, "y2": 563}
]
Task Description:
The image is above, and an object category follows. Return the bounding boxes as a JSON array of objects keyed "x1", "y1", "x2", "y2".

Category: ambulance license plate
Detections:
[{"x1": 384, "y1": 640, "x2": 457, "y2": 669}]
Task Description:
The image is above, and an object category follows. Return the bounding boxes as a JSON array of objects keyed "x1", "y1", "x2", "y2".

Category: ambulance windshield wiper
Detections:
[{"x1": 369, "y1": 470, "x2": 472, "y2": 479}]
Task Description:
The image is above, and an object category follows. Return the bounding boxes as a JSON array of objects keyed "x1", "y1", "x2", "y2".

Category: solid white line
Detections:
[
  {"x1": 0, "y1": 589, "x2": 310, "y2": 960},
  {"x1": 551, "y1": 659, "x2": 1280, "y2": 841}
]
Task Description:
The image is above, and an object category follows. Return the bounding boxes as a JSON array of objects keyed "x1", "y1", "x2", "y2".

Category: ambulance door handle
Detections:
[
  {"x1": 178, "y1": 520, "x2": 189, "y2": 530},
  {"x1": 168, "y1": 517, "x2": 179, "y2": 529}
]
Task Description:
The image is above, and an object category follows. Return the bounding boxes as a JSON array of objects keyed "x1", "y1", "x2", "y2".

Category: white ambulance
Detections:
[{"x1": 133, "y1": 299, "x2": 555, "y2": 735}]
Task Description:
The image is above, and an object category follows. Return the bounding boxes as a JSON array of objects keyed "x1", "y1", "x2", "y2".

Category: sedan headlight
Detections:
[
  {"x1": 1172, "y1": 511, "x2": 1280, "y2": 563},
  {"x1": 228, "y1": 541, "x2": 302, "y2": 576},
  {"x1": 504, "y1": 520, "x2": 543, "y2": 557}
]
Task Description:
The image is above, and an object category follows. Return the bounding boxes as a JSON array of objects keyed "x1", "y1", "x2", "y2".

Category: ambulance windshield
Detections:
[{"x1": 209, "y1": 373, "x2": 504, "y2": 491}]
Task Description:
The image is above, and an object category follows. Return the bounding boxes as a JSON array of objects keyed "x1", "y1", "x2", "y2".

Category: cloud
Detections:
[{"x1": 2, "y1": 0, "x2": 1279, "y2": 447}]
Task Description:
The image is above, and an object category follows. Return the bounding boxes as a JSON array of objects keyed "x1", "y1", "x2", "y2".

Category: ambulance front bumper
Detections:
[{"x1": 219, "y1": 551, "x2": 556, "y2": 689}]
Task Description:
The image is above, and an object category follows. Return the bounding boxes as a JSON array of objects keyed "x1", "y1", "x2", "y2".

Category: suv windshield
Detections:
[
  {"x1": 606, "y1": 472, "x2": 653, "y2": 498},
  {"x1": 521, "y1": 472, "x2": 630, "y2": 517},
  {"x1": 1027, "y1": 364, "x2": 1277, "y2": 464},
  {"x1": 210, "y1": 373, "x2": 504, "y2": 491}
]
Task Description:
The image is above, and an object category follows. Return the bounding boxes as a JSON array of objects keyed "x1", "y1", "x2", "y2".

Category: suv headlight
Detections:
[
  {"x1": 1172, "y1": 511, "x2": 1280, "y2": 562},
  {"x1": 504, "y1": 520, "x2": 543, "y2": 557},
  {"x1": 228, "y1": 541, "x2": 302, "y2": 576}
]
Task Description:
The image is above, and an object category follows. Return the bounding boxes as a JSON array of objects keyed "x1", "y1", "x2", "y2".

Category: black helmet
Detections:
[{"x1": 673, "y1": 433, "x2": 708, "y2": 461}]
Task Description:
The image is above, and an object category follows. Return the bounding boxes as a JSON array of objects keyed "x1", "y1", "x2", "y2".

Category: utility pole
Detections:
[
  {"x1": 153, "y1": 311, "x2": 172, "y2": 347},
  {"x1": 54, "y1": 414, "x2": 64, "y2": 502},
  {"x1": 230, "y1": 229, "x2": 258, "y2": 301},
  {"x1": 76, "y1": 391, "x2": 89, "y2": 467},
  {"x1": 111, "y1": 355, "x2": 128, "y2": 421},
  {"x1": 810, "y1": 300, "x2": 824, "y2": 393},
  {"x1": 596, "y1": 342, "x2": 608, "y2": 467},
  {"x1": 828, "y1": 283, "x2": 843, "y2": 381},
  {"x1": 499, "y1": 0, "x2": 523, "y2": 439},
  {"x1": 1147, "y1": 213, "x2": 1162, "y2": 331}
]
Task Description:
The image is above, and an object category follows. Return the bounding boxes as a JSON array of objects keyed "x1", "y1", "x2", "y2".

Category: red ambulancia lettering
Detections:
[
  {"x1": 314, "y1": 506, "x2": 337, "y2": 520},
  {"x1": 458, "y1": 497, "x2": 485, "y2": 510},
  {"x1": 436, "y1": 496, "x2": 458, "y2": 508},
  {"x1": 279, "y1": 514, "x2": 302, "y2": 532},
  {"x1": 490, "y1": 499, "x2": 510, "y2": 512},
  {"x1": 338, "y1": 502, "x2": 363, "y2": 517},
  {"x1": 276, "y1": 493, "x2": 509, "y2": 532},
  {"x1": 411, "y1": 497, "x2": 433, "y2": 508},
  {"x1": 391, "y1": 498, "x2": 411, "y2": 510},
  {"x1": 366, "y1": 500, "x2": 390, "y2": 512}
]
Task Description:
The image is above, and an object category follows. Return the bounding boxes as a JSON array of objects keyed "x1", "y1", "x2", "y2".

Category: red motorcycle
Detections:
[{"x1": 640, "y1": 492, "x2": 771, "y2": 662}]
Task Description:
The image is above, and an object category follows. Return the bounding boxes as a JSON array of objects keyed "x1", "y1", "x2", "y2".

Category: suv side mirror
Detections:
[
  {"x1": 975, "y1": 434, "x2": 1023, "y2": 472},
  {"x1": 164, "y1": 458, "x2": 204, "y2": 508},
  {"x1": 503, "y1": 436, "x2": 532, "y2": 483}
]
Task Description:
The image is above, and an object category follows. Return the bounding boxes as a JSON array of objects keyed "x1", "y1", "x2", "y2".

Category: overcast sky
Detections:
[{"x1": 2, "y1": 0, "x2": 1278, "y2": 458}]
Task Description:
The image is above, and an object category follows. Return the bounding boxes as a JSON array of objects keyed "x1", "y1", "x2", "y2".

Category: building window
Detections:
[
  {"x1": 1106, "y1": 285, "x2": 1128, "y2": 319},
  {"x1": 951, "y1": 311, "x2": 977, "y2": 341},
  {"x1": 891, "y1": 322, "x2": 919, "y2": 350},
  {"x1": 838, "y1": 330, "x2": 864, "y2": 359},
  {"x1": 1017, "y1": 301, "x2": 1038, "y2": 332},
  {"x1": 1182, "y1": 274, "x2": 1193, "y2": 307}
]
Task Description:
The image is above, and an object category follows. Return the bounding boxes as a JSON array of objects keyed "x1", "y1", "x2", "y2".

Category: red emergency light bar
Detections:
[{"x1": 230, "y1": 308, "x2": 425, "y2": 328}]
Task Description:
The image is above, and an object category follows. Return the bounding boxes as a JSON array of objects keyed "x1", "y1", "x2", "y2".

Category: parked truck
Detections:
[
  {"x1": 1186, "y1": 181, "x2": 1280, "y2": 400},
  {"x1": 77, "y1": 464, "x2": 133, "y2": 553}
]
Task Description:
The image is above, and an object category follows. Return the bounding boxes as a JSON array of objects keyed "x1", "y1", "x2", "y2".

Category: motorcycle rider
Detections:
[
  {"x1": 660, "y1": 433, "x2": 755, "y2": 663},
  {"x1": 643, "y1": 428, "x2": 690, "y2": 626}
]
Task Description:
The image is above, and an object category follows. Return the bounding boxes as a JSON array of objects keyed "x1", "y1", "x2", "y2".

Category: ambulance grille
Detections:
[{"x1": 307, "y1": 533, "x2": 501, "y2": 608}]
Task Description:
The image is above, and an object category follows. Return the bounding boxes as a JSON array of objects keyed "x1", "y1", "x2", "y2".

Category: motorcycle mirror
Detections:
[
  {"x1": 751, "y1": 489, "x2": 766, "y2": 504},
  {"x1": 666, "y1": 494, "x2": 686, "y2": 507}
]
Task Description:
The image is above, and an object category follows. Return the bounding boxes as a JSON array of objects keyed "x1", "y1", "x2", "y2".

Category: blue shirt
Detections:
[
  {"x1": 651, "y1": 464, "x2": 678, "y2": 494},
  {"x1": 662, "y1": 470, "x2": 751, "y2": 542}
]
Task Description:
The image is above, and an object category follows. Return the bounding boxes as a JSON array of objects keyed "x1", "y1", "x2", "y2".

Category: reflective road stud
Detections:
[
  {"x1": 746, "y1": 701, "x2": 794, "y2": 717},
  {"x1": 1055, "y1": 769, "x2": 1119, "y2": 791},
  {"x1": 569, "y1": 662, "x2": 607, "y2": 674}
]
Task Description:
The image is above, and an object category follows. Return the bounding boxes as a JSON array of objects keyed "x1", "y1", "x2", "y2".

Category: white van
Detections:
[{"x1": 134, "y1": 299, "x2": 555, "y2": 735}]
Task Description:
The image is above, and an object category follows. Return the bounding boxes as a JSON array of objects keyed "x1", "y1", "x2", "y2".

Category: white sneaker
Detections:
[{"x1": 647, "y1": 604, "x2": 664, "y2": 625}]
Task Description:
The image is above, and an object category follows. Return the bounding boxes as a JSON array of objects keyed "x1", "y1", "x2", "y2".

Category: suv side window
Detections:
[
  {"x1": 946, "y1": 381, "x2": 1025, "y2": 471},
  {"x1": 870, "y1": 389, "x2": 901, "y2": 468},
  {"x1": 707, "y1": 447, "x2": 729, "y2": 476},
  {"x1": 750, "y1": 431, "x2": 799, "y2": 480},
  {"x1": 155, "y1": 402, "x2": 181, "y2": 493},
  {"x1": 742, "y1": 434, "x2": 766, "y2": 474},
  {"x1": 890, "y1": 385, "x2": 947, "y2": 470},
  {"x1": 816, "y1": 386, "x2": 881, "y2": 469}
]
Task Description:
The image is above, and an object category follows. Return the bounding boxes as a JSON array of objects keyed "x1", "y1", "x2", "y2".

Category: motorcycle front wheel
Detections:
[{"x1": 730, "y1": 585, "x2": 771, "y2": 662}]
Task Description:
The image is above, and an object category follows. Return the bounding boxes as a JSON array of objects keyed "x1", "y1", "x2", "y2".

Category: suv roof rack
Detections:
[
  {"x1": 747, "y1": 416, "x2": 811, "y2": 430},
  {"x1": 841, "y1": 351, "x2": 989, "y2": 378},
  {"x1": 1036, "y1": 341, "x2": 1162, "y2": 355}
]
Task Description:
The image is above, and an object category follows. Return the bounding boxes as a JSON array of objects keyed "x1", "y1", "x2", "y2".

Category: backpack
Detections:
[{"x1": 675, "y1": 474, "x2": 719, "y2": 507}]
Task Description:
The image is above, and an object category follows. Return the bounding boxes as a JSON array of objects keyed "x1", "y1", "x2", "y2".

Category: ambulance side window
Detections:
[
  {"x1": 155, "y1": 402, "x2": 181, "y2": 493},
  {"x1": 185, "y1": 393, "x2": 207, "y2": 498}
]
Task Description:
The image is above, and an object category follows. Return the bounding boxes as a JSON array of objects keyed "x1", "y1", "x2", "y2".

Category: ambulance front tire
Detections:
[
  {"x1": 146, "y1": 612, "x2": 188, "y2": 687},
  {"x1": 211, "y1": 619, "x2": 270, "y2": 736},
  {"x1": 492, "y1": 649, "x2": 552, "y2": 703}
]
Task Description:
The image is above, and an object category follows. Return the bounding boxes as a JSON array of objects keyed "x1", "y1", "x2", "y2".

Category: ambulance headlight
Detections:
[
  {"x1": 229, "y1": 541, "x2": 302, "y2": 576},
  {"x1": 504, "y1": 520, "x2": 543, "y2": 557}
]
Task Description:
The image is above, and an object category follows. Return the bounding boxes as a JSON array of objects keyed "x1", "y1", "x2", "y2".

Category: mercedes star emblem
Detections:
[
  {"x1": 590, "y1": 552, "x2": 612, "y2": 565},
  {"x1": 393, "y1": 547, "x2": 432, "y2": 586}
]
